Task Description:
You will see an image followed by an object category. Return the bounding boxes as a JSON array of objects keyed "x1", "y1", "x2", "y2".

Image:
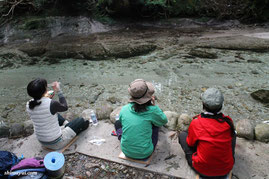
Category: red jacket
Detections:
[{"x1": 186, "y1": 113, "x2": 234, "y2": 176}]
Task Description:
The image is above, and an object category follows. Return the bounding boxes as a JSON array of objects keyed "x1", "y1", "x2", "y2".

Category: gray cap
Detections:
[{"x1": 201, "y1": 88, "x2": 224, "y2": 110}]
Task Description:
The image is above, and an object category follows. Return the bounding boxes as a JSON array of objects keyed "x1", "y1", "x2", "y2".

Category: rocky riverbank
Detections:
[{"x1": 0, "y1": 17, "x2": 269, "y2": 178}]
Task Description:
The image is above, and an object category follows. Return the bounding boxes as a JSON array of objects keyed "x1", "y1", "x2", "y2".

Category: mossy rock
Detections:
[{"x1": 20, "y1": 18, "x2": 49, "y2": 30}]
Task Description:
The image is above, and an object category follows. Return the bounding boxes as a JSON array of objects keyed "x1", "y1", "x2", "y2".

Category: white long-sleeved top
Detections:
[{"x1": 26, "y1": 97, "x2": 61, "y2": 142}]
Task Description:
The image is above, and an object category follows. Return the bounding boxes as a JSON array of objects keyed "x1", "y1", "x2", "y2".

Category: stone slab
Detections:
[{"x1": 9, "y1": 121, "x2": 269, "y2": 179}]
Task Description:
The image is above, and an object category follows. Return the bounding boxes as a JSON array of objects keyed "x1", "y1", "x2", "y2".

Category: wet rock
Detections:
[
  {"x1": 247, "y1": 59, "x2": 262, "y2": 63},
  {"x1": 89, "y1": 89, "x2": 104, "y2": 104},
  {"x1": 188, "y1": 49, "x2": 217, "y2": 59},
  {"x1": 96, "y1": 104, "x2": 113, "y2": 120},
  {"x1": 236, "y1": 119, "x2": 254, "y2": 140},
  {"x1": 197, "y1": 36, "x2": 269, "y2": 52},
  {"x1": 23, "y1": 120, "x2": 34, "y2": 136},
  {"x1": 177, "y1": 113, "x2": 192, "y2": 131},
  {"x1": 0, "y1": 119, "x2": 10, "y2": 138},
  {"x1": 153, "y1": 63, "x2": 169, "y2": 77},
  {"x1": 164, "y1": 111, "x2": 179, "y2": 130},
  {"x1": 251, "y1": 70, "x2": 259, "y2": 74},
  {"x1": 19, "y1": 43, "x2": 46, "y2": 57},
  {"x1": 110, "y1": 106, "x2": 122, "y2": 123},
  {"x1": 0, "y1": 59, "x2": 14, "y2": 69},
  {"x1": 106, "y1": 43, "x2": 156, "y2": 58},
  {"x1": 106, "y1": 96, "x2": 120, "y2": 104},
  {"x1": 255, "y1": 123, "x2": 269, "y2": 142},
  {"x1": 10, "y1": 123, "x2": 24, "y2": 137},
  {"x1": 251, "y1": 89, "x2": 269, "y2": 103}
]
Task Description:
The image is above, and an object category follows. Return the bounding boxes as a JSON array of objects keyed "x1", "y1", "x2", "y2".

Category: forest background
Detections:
[{"x1": 1, "y1": 0, "x2": 269, "y2": 25}]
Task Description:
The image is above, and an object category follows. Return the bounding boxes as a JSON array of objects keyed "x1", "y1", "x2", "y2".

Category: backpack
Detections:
[
  {"x1": 0, "y1": 151, "x2": 19, "y2": 177},
  {"x1": 10, "y1": 157, "x2": 47, "y2": 179}
]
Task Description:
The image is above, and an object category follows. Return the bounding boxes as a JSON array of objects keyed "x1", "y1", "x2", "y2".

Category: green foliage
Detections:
[{"x1": 1, "y1": 0, "x2": 269, "y2": 23}]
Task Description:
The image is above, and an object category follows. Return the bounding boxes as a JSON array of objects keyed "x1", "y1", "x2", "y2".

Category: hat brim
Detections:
[{"x1": 128, "y1": 82, "x2": 155, "y2": 104}]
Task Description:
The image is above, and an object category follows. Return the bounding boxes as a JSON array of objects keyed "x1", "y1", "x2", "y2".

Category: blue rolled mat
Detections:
[{"x1": 44, "y1": 152, "x2": 65, "y2": 177}]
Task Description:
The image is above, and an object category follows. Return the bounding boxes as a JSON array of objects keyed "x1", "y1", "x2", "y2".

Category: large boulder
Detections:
[
  {"x1": 236, "y1": 119, "x2": 254, "y2": 140},
  {"x1": 164, "y1": 111, "x2": 179, "y2": 131},
  {"x1": 188, "y1": 49, "x2": 217, "y2": 59},
  {"x1": 23, "y1": 120, "x2": 34, "y2": 136},
  {"x1": 255, "y1": 123, "x2": 269, "y2": 142},
  {"x1": 0, "y1": 119, "x2": 10, "y2": 138},
  {"x1": 10, "y1": 123, "x2": 24, "y2": 138},
  {"x1": 197, "y1": 36, "x2": 269, "y2": 52},
  {"x1": 96, "y1": 104, "x2": 113, "y2": 120},
  {"x1": 251, "y1": 89, "x2": 269, "y2": 103},
  {"x1": 110, "y1": 106, "x2": 122, "y2": 124},
  {"x1": 19, "y1": 35, "x2": 156, "y2": 60},
  {"x1": 177, "y1": 113, "x2": 192, "y2": 132}
]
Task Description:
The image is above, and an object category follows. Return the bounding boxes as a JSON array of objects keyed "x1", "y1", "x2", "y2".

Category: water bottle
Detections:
[
  {"x1": 115, "y1": 114, "x2": 120, "y2": 121},
  {"x1": 90, "y1": 110, "x2": 98, "y2": 126}
]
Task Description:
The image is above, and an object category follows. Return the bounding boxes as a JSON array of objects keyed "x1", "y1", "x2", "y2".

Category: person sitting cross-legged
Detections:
[
  {"x1": 26, "y1": 78, "x2": 89, "y2": 150},
  {"x1": 115, "y1": 79, "x2": 168, "y2": 160},
  {"x1": 178, "y1": 88, "x2": 236, "y2": 178}
]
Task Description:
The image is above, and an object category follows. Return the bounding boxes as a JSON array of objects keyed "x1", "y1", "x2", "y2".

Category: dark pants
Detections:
[
  {"x1": 178, "y1": 131, "x2": 236, "y2": 178},
  {"x1": 114, "y1": 120, "x2": 159, "y2": 149},
  {"x1": 58, "y1": 114, "x2": 89, "y2": 135}
]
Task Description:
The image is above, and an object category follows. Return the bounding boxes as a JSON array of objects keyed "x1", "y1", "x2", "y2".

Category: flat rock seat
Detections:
[
  {"x1": 196, "y1": 171, "x2": 232, "y2": 179},
  {"x1": 118, "y1": 151, "x2": 154, "y2": 165}
]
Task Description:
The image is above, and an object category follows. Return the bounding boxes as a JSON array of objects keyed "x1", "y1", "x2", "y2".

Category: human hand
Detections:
[
  {"x1": 51, "y1": 81, "x2": 60, "y2": 92},
  {"x1": 151, "y1": 96, "x2": 155, "y2": 106}
]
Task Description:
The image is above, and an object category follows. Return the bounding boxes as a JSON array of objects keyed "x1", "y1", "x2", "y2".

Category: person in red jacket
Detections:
[{"x1": 178, "y1": 88, "x2": 236, "y2": 177}]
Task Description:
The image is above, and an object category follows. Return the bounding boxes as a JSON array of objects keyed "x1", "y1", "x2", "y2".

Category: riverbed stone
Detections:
[
  {"x1": 177, "y1": 113, "x2": 192, "y2": 131},
  {"x1": 82, "y1": 109, "x2": 94, "y2": 121},
  {"x1": 236, "y1": 119, "x2": 254, "y2": 140},
  {"x1": 255, "y1": 123, "x2": 269, "y2": 142},
  {"x1": 110, "y1": 106, "x2": 122, "y2": 123},
  {"x1": 96, "y1": 104, "x2": 113, "y2": 120},
  {"x1": 23, "y1": 120, "x2": 34, "y2": 136},
  {"x1": 188, "y1": 49, "x2": 217, "y2": 59},
  {"x1": 251, "y1": 89, "x2": 269, "y2": 103},
  {"x1": 164, "y1": 111, "x2": 179, "y2": 130},
  {"x1": 0, "y1": 119, "x2": 10, "y2": 138},
  {"x1": 10, "y1": 123, "x2": 24, "y2": 137}
]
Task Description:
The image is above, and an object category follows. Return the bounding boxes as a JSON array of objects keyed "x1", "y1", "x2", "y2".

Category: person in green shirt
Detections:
[{"x1": 115, "y1": 79, "x2": 168, "y2": 159}]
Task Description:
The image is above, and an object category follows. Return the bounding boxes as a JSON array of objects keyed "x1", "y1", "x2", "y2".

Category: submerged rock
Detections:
[
  {"x1": 164, "y1": 111, "x2": 179, "y2": 130},
  {"x1": 188, "y1": 49, "x2": 217, "y2": 59},
  {"x1": 251, "y1": 89, "x2": 269, "y2": 103},
  {"x1": 236, "y1": 119, "x2": 254, "y2": 140},
  {"x1": 255, "y1": 123, "x2": 269, "y2": 142}
]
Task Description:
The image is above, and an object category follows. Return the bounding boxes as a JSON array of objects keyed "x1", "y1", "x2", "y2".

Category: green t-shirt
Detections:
[{"x1": 120, "y1": 103, "x2": 168, "y2": 159}]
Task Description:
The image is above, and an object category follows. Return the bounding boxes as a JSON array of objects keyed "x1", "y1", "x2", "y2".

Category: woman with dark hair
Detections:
[
  {"x1": 115, "y1": 79, "x2": 167, "y2": 159},
  {"x1": 178, "y1": 88, "x2": 236, "y2": 178},
  {"x1": 26, "y1": 78, "x2": 89, "y2": 150}
]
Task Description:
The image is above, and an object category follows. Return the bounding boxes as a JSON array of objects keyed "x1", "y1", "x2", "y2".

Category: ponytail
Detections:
[
  {"x1": 27, "y1": 78, "x2": 47, "y2": 110},
  {"x1": 28, "y1": 99, "x2": 41, "y2": 110}
]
